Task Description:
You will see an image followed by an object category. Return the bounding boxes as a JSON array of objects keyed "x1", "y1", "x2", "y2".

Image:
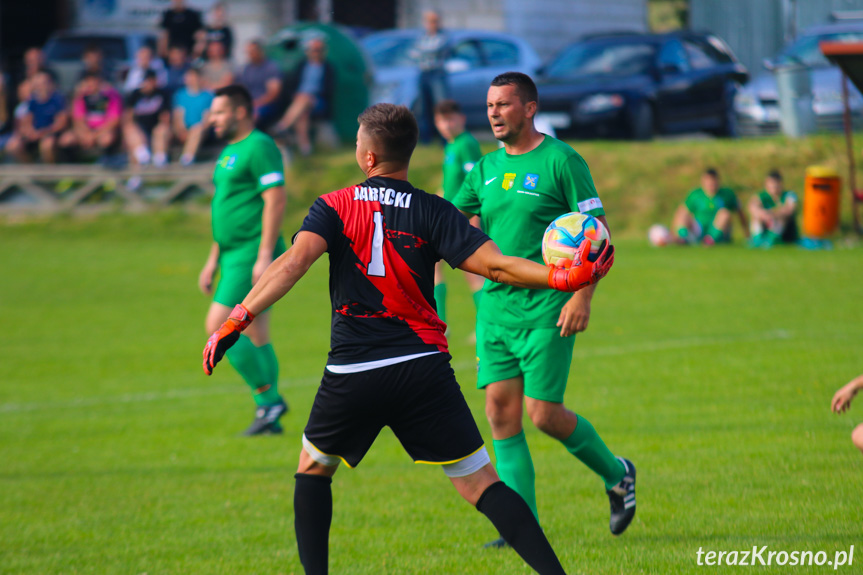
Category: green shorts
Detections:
[
  {"x1": 475, "y1": 320, "x2": 575, "y2": 403},
  {"x1": 213, "y1": 238, "x2": 286, "y2": 307}
]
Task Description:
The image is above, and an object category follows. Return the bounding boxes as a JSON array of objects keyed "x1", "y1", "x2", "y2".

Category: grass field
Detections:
[{"x1": 1, "y1": 211, "x2": 861, "y2": 575}]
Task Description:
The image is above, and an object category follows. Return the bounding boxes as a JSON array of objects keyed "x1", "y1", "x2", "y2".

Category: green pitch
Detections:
[{"x1": 1, "y1": 214, "x2": 861, "y2": 574}]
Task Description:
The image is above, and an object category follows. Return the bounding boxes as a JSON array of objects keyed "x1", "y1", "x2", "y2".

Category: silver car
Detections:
[
  {"x1": 735, "y1": 22, "x2": 863, "y2": 136},
  {"x1": 361, "y1": 29, "x2": 542, "y2": 129}
]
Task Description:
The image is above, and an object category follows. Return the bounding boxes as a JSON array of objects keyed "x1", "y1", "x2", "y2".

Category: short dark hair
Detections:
[
  {"x1": 704, "y1": 168, "x2": 719, "y2": 178},
  {"x1": 143, "y1": 69, "x2": 157, "y2": 81},
  {"x1": 490, "y1": 71, "x2": 538, "y2": 105},
  {"x1": 214, "y1": 84, "x2": 254, "y2": 115},
  {"x1": 357, "y1": 103, "x2": 418, "y2": 165},
  {"x1": 434, "y1": 99, "x2": 461, "y2": 116},
  {"x1": 767, "y1": 169, "x2": 782, "y2": 180}
]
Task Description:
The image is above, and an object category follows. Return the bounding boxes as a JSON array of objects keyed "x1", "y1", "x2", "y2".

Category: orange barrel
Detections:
[{"x1": 803, "y1": 166, "x2": 841, "y2": 238}]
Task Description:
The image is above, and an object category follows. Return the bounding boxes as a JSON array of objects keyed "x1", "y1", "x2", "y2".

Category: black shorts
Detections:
[{"x1": 303, "y1": 353, "x2": 484, "y2": 468}]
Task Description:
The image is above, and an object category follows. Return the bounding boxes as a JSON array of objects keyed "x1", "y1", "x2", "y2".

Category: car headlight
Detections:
[
  {"x1": 734, "y1": 91, "x2": 757, "y2": 108},
  {"x1": 578, "y1": 93, "x2": 624, "y2": 115}
]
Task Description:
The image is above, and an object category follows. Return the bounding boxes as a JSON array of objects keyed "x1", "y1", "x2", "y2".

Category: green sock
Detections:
[
  {"x1": 472, "y1": 289, "x2": 482, "y2": 312},
  {"x1": 434, "y1": 283, "x2": 447, "y2": 324},
  {"x1": 493, "y1": 431, "x2": 539, "y2": 521},
  {"x1": 676, "y1": 227, "x2": 690, "y2": 240},
  {"x1": 706, "y1": 225, "x2": 724, "y2": 242},
  {"x1": 256, "y1": 342, "x2": 281, "y2": 404},
  {"x1": 226, "y1": 335, "x2": 279, "y2": 406},
  {"x1": 561, "y1": 415, "x2": 625, "y2": 490}
]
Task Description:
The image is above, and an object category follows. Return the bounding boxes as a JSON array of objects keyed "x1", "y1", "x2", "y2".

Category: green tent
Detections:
[{"x1": 266, "y1": 22, "x2": 372, "y2": 144}]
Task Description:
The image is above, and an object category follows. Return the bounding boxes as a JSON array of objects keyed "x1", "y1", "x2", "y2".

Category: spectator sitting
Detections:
[
  {"x1": 77, "y1": 44, "x2": 114, "y2": 85},
  {"x1": 19, "y1": 47, "x2": 55, "y2": 91},
  {"x1": 748, "y1": 169, "x2": 799, "y2": 248},
  {"x1": 199, "y1": 40, "x2": 234, "y2": 91},
  {"x1": 165, "y1": 45, "x2": 191, "y2": 95},
  {"x1": 4, "y1": 70, "x2": 67, "y2": 163},
  {"x1": 159, "y1": 0, "x2": 203, "y2": 59},
  {"x1": 272, "y1": 37, "x2": 335, "y2": 156},
  {"x1": 238, "y1": 39, "x2": 283, "y2": 130},
  {"x1": 0, "y1": 72, "x2": 12, "y2": 150},
  {"x1": 196, "y1": 2, "x2": 233, "y2": 60},
  {"x1": 671, "y1": 167, "x2": 748, "y2": 245},
  {"x1": 172, "y1": 66, "x2": 213, "y2": 165},
  {"x1": 123, "y1": 69, "x2": 172, "y2": 170},
  {"x1": 123, "y1": 45, "x2": 167, "y2": 94},
  {"x1": 60, "y1": 72, "x2": 122, "y2": 160}
]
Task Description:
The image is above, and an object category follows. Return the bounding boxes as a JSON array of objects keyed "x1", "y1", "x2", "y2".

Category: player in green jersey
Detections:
[
  {"x1": 671, "y1": 168, "x2": 748, "y2": 245},
  {"x1": 432, "y1": 99, "x2": 484, "y2": 325},
  {"x1": 452, "y1": 72, "x2": 636, "y2": 545},
  {"x1": 199, "y1": 84, "x2": 289, "y2": 435},
  {"x1": 747, "y1": 169, "x2": 799, "y2": 248}
]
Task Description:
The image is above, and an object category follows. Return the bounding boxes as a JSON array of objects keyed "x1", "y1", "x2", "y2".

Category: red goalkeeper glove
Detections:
[
  {"x1": 547, "y1": 240, "x2": 615, "y2": 292},
  {"x1": 203, "y1": 304, "x2": 255, "y2": 375}
]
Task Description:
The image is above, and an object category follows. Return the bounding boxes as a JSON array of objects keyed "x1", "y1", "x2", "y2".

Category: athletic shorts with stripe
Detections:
[{"x1": 303, "y1": 353, "x2": 485, "y2": 470}]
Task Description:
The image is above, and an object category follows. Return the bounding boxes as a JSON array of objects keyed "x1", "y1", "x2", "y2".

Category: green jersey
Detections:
[
  {"x1": 452, "y1": 136, "x2": 604, "y2": 328},
  {"x1": 757, "y1": 189, "x2": 797, "y2": 211},
  {"x1": 442, "y1": 131, "x2": 482, "y2": 201},
  {"x1": 684, "y1": 187, "x2": 739, "y2": 229},
  {"x1": 211, "y1": 129, "x2": 285, "y2": 250}
]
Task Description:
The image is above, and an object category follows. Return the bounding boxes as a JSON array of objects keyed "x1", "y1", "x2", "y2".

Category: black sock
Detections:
[
  {"x1": 294, "y1": 473, "x2": 333, "y2": 575},
  {"x1": 476, "y1": 481, "x2": 566, "y2": 575}
]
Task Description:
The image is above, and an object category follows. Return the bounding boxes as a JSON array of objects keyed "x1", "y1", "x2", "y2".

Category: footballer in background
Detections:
[
  {"x1": 199, "y1": 84, "x2": 289, "y2": 435},
  {"x1": 432, "y1": 99, "x2": 484, "y2": 327}
]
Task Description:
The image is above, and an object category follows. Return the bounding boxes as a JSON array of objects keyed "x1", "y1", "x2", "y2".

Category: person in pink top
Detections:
[{"x1": 59, "y1": 72, "x2": 122, "y2": 158}]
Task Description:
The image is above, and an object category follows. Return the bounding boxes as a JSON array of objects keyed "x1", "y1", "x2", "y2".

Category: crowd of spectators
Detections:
[{"x1": 0, "y1": 0, "x2": 335, "y2": 169}]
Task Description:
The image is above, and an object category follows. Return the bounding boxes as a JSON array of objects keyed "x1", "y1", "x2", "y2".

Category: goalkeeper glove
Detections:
[
  {"x1": 547, "y1": 240, "x2": 615, "y2": 292},
  {"x1": 203, "y1": 304, "x2": 255, "y2": 375}
]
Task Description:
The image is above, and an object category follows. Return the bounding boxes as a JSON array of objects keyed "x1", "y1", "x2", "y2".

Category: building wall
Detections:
[
  {"x1": 505, "y1": 0, "x2": 647, "y2": 60},
  {"x1": 398, "y1": 0, "x2": 646, "y2": 61},
  {"x1": 690, "y1": 0, "x2": 863, "y2": 74}
]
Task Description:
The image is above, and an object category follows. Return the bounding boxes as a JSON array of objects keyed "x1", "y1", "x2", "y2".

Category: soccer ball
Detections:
[
  {"x1": 542, "y1": 212, "x2": 609, "y2": 267},
  {"x1": 648, "y1": 224, "x2": 671, "y2": 247}
]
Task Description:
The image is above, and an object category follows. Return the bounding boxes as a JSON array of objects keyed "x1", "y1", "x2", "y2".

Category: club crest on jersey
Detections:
[
  {"x1": 524, "y1": 174, "x2": 539, "y2": 190},
  {"x1": 502, "y1": 173, "x2": 516, "y2": 190},
  {"x1": 218, "y1": 155, "x2": 237, "y2": 170}
]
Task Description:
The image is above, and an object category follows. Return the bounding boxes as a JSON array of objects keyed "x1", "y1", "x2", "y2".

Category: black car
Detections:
[{"x1": 535, "y1": 31, "x2": 749, "y2": 139}]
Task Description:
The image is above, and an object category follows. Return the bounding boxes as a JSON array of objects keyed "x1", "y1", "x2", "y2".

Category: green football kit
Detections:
[
  {"x1": 752, "y1": 189, "x2": 799, "y2": 245},
  {"x1": 442, "y1": 131, "x2": 482, "y2": 201},
  {"x1": 434, "y1": 130, "x2": 483, "y2": 323},
  {"x1": 682, "y1": 187, "x2": 740, "y2": 242},
  {"x1": 210, "y1": 129, "x2": 286, "y2": 408},
  {"x1": 453, "y1": 135, "x2": 625, "y2": 520},
  {"x1": 212, "y1": 129, "x2": 287, "y2": 306}
]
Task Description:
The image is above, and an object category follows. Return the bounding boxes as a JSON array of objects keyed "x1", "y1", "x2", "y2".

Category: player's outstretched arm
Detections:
[
  {"x1": 832, "y1": 375, "x2": 863, "y2": 414},
  {"x1": 458, "y1": 240, "x2": 613, "y2": 292},
  {"x1": 202, "y1": 231, "x2": 327, "y2": 374}
]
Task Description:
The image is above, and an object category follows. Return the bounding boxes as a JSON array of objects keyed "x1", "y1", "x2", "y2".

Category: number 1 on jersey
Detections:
[{"x1": 368, "y1": 211, "x2": 386, "y2": 277}]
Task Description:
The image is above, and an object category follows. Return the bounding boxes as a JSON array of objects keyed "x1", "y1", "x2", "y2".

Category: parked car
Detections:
[
  {"x1": 361, "y1": 28, "x2": 542, "y2": 130},
  {"x1": 535, "y1": 31, "x2": 748, "y2": 139},
  {"x1": 43, "y1": 29, "x2": 157, "y2": 95},
  {"x1": 734, "y1": 22, "x2": 863, "y2": 136}
]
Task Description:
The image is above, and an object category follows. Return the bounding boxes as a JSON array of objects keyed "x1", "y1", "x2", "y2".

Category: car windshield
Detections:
[
  {"x1": 777, "y1": 31, "x2": 863, "y2": 67},
  {"x1": 45, "y1": 36, "x2": 128, "y2": 61},
  {"x1": 362, "y1": 35, "x2": 421, "y2": 67},
  {"x1": 545, "y1": 41, "x2": 656, "y2": 78}
]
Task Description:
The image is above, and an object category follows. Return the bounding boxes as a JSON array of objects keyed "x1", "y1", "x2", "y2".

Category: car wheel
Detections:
[
  {"x1": 716, "y1": 84, "x2": 739, "y2": 138},
  {"x1": 631, "y1": 101, "x2": 654, "y2": 140}
]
